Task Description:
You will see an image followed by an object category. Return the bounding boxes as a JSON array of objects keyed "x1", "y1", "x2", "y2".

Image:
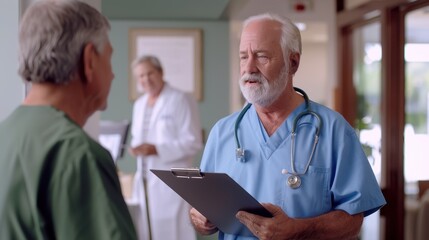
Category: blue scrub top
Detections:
[{"x1": 200, "y1": 101, "x2": 386, "y2": 240}]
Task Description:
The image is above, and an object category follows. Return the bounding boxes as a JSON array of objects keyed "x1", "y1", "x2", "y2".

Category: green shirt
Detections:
[{"x1": 0, "y1": 106, "x2": 137, "y2": 240}]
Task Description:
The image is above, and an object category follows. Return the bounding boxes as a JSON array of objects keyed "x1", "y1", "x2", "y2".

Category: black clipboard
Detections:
[{"x1": 150, "y1": 168, "x2": 273, "y2": 237}]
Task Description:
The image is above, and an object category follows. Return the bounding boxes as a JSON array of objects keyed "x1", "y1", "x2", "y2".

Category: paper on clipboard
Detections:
[{"x1": 150, "y1": 168, "x2": 272, "y2": 237}]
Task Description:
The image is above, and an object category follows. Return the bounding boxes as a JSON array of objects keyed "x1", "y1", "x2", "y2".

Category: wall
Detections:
[
  {"x1": 103, "y1": 20, "x2": 230, "y2": 173},
  {"x1": 345, "y1": 0, "x2": 371, "y2": 9},
  {"x1": 294, "y1": 41, "x2": 328, "y2": 105},
  {"x1": 0, "y1": 1, "x2": 22, "y2": 121}
]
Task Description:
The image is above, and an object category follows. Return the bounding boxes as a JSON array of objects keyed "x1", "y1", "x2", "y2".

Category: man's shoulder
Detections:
[
  {"x1": 12, "y1": 106, "x2": 111, "y2": 166},
  {"x1": 211, "y1": 110, "x2": 240, "y2": 131},
  {"x1": 56, "y1": 128, "x2": 110, "y2": 162},
  {"x1": 310, "y1": 102, "x2": 356, "y2": 134},
  {"x1": 311, "y1": 102, "x2": 348, "y2": 121}
]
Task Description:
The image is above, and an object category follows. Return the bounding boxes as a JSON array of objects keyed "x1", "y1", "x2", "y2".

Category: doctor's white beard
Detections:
[{"x1": 239, "y1": 67, "x2": 288, "y2": 107}]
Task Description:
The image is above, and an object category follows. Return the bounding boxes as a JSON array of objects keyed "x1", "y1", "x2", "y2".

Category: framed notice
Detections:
[{"x1": 128, "y1": 28, "x2": 203, "y2": 101}]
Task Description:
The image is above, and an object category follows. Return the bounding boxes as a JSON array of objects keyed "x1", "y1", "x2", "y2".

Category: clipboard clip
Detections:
[{"x1": 171, "y1": 167, "x2": 204, "y2": 179}]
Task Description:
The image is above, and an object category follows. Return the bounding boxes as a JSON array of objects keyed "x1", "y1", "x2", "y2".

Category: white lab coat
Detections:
[{"x1": 130, "y1": 84, "x2": 202, "y2": 240}]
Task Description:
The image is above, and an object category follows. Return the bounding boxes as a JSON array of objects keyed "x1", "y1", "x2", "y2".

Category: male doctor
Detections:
[
  {"x1": 129, "y1": 55, "x2": 203, "y2": 240},
  {"x1": 189, "y1": 13, "x2": 385, "y2": 240}
]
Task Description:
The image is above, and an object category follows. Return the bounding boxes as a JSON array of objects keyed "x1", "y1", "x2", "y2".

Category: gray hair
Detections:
[
  {"x1": 131, "y1": 55, "x2": 163, "y2": 74},
  {"x1": 18, "y1": 0, "x2": 111, "y2": 84},
  {"x1": 243, "y1": 13, "x2": 302, "y2": 63}
]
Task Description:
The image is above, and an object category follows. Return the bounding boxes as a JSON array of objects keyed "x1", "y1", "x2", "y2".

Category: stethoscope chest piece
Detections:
[
  {"x1": 287, "y1": 174, "x2": 301, "y2": 189},
  {"x1": 236, "y1": 148, "x2": 246, "y2": 162}
]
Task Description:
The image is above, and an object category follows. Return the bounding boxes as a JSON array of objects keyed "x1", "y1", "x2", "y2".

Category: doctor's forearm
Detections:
[{"x1": 287, "y1": 211, "x2": 363, "y2": 240}]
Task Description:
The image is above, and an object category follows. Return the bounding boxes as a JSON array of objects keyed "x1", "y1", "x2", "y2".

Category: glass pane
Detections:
[
  {"x1": 404, "y1": 6, "x2": 429, "y2": 240},
  {"x1": 351, "y1": 22, "x2": 383, "y2": 240}
]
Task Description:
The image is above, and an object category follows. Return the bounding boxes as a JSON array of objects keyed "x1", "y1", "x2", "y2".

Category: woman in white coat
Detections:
[{"x1": 129, "y1": 55, "x2": 202, "y2": 240}]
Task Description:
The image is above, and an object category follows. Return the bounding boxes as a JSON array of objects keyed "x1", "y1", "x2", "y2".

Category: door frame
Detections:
[{"x1": 336, "y1": 0, "x2": 429, "y2": 239}]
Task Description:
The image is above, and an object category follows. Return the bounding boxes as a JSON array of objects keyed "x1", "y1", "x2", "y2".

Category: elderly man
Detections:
[
  {"x1": 190, "y1": 13, "x2": 385, "y2": 240},
  {"x1": 129, "y1": 55, "x2": 202, "y2": 240},
  {"x1": 0, "y1": 1, "x2": 137, "y2": 239}
]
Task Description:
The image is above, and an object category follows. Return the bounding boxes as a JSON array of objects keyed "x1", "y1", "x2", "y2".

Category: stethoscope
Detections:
[{"x1": 234, "y1": 87, "x2": 322, "y2": 189}]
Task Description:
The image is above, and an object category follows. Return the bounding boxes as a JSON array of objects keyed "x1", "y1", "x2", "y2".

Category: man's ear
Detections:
[
  {"x1": 82, "y1": 43, "x2": 96, "y2": 83},
  {"x1": 289, "y1": 53, "x2": 300, "y2": 75}
]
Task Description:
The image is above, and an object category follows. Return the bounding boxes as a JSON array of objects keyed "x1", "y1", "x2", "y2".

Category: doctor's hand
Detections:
[
  {"x1": 189, "y1": 207, "x2": 218, "y2": 235},
  {"x1": 128, "y1": 143, "x2": 157, "y2": 157},
  {"x1": 236, "y1": 203, "x2": 297, "y2": 240}
]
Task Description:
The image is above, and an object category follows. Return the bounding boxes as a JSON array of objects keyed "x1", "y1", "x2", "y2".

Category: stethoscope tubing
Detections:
[{"x1": 234, "y1": 87, "x2": 323, "y2": 188}]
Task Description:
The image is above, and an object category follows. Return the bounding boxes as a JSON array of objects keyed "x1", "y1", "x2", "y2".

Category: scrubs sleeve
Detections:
[
  {"x1": 331, "y1": 126, "x2": 386, "y2": 217},
  {"x1": 200, "y1": 121, "x2": 221, "y2": 172},
  {"x1": 46, "y1": 142, "x2": 137, "y2": 240}
]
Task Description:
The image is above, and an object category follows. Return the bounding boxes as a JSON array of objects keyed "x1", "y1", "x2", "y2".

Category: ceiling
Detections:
[
  {"x1": 101, "y1": 0, "x2": 330, "y2": 43},
  {"x1": 102, "y1": 0, "x2": 231, "y2": 20}
]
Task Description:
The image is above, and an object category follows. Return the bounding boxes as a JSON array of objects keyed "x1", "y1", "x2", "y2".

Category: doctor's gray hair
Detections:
[
  {"x1": 18, "y1": 0, "x2": 110, "y2": 84},
  {"x1": 132, "y1": 55, "x2": 164, "y2": 74},
  {"x1": 243, "y1": 13, "x2": 302, "y2": 63}
]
